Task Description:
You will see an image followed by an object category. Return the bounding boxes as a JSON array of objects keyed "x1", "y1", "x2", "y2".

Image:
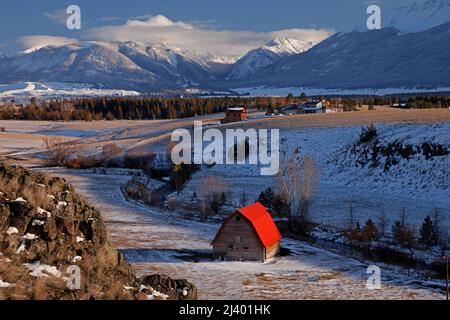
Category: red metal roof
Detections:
[{"x1": 211, "y1": 202, "x2": 282, "y2": 248}]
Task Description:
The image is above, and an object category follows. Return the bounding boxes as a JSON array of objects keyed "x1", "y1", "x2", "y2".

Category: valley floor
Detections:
[
  {"x1": 38, "y1": 168, "x2": 445, "y2": 300},
  {"x1": 1, "y1": 109, "x2": 449, "y2": 299}
]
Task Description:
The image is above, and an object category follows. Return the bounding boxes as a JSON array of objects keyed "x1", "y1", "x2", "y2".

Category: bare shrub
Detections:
[
  {"x1": 101, "y1": 143, "x2": 123, "y2": 162},
  {"x1": 123, "y1": 148, "x2": 156, "y2": 174},
  {"x1": 277, "y1": 153, "x2": 319, "y2": 234},
  {"x1": 21, "y1": 185, "x2": 52, "y2": 210},
  {"x1": 43, "y1": 137, "x2": 77, "y2": 166},
  {"x1": 124, "y1": 177, "x2": 151, "y2": 205},
  {"x1": 432, "y1": 208, "x2": 443, "y2": 243},
  {"x1": 171, "y1": 163, "x2": 198, "y2": 191},
  {"x1": 377, "y1": 209, "x2": 389, "y2": 239},
  {"x1": 199, "y1": 175, "x2": 228, "y2": 216},
  {"x1": 66, "y1": 153, "x2": 101, "y2": 169}
]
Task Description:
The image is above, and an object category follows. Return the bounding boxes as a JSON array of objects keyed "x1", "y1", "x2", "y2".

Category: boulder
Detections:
[{"x1": 140, "y1": 274, "x2": 198, "y2": 300}]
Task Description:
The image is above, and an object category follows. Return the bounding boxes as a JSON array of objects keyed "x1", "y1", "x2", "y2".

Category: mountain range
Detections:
[
  {"x1": 0, "y1": 36, "x2": 319, "y2": 92},
  {"x1": 229, "y1": 22, "x2": 450, "y2": 90},
  {"x1": 0, "y1": 41, "x2": 216, "y2": 91},
  {"x1": 1, "y1": 21, "x2": 450, "y2": 94}
]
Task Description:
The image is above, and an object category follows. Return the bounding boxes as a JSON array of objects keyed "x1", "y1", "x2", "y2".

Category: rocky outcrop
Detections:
[{"x1": 0, "y1": 165, "x2": 197, "y2": 300}]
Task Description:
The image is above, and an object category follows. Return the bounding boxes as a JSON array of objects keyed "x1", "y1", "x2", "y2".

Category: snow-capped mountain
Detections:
[
  {"x1": 0, "y1": 41, "x2": 214, "y2": 91},
  {"x1": 232, "y1": 22, "x2": 450, "y2": 90},
  {"x1": 227, "y1": 37, "x2": 316, "y2": 80},
  {"x1": 208, "y1": 55, "x2": 240, "y2": 64},
  {"x1": 3, "y1": 22, "x2": 450, "y2": 94},
  {"x1": 116, "y1": 41, "x2": 214, "y2": 85},
  {"x1": 384, "y1": 0, "x2": 450, "y2": 32}
]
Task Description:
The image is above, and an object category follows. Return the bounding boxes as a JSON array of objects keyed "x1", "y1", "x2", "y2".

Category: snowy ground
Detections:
[
  {"x1": 0, "y1": 82, "x2": 140, "y2": 103},
  {"x1": 178, "y1": 123, "x2": 450, "y2": 232},
  {"x1": 37, "y1": 168, "x2": 446, "y2": 300},
  {"x1": 1, "y1": 112, "x2": 449, "y2": 299},
  {"x1": 235, "y1": 86, "x2": 450, "y2": 97}
]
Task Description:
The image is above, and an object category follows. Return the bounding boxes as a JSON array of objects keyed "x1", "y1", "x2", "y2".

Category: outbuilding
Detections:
[
  {"x1": 211, "y1": 202, "x2": 282, "y2": 262},
  {"x1": 222, "y1": 106, "x2": 248, "y2": 123}
]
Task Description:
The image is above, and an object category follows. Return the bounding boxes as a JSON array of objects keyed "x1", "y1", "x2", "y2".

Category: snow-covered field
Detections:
[
  {"x1": 235, "y1": 86, "x2": 450, "y2": 97},
  {"x1": 1, "y1": 111, "x2": 449, "y2": 299},
  {"x1": 179, "y1": 123, "x2": 450, "y2": 232},
  {"x1": 0, "y1": 81, "x2": 140, "y2": 102},
  {"x1": 37, "y1": 168, "x2": 447, "y2": 300}
]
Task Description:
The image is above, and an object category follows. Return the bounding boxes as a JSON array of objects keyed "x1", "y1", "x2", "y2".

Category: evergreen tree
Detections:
[
  {"x1": 105, "y1": 111, "x2": 115, "y2": 121},
  {"x1": 419, "y1": 216, "x2": 435, "y2": 248},
  {"x1": 362, "y1": 219, "x2": 378, "y2": 242},
  {"x1": 286, "y1": 93, "x2": 294, "y2": 103},
  {"x1": 257, "y1": 187, "x2": 276, "y2": 211}
]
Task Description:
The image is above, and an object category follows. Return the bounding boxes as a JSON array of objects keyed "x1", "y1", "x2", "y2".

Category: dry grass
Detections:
[
  {"x1": 21, "y1": 186, "x2": 53, "y2": 210},
  {"x1": 43, "y1": 136, "x2": 78, "y2": 166},
  {"x1": 0, "y1": 260, "x2": 31, "y2": 300},
  {"x1": 0, "y1": 170, "x2": 57, "y2": 210},
  {"x1": 2, "y1": 108, "x2": 449, "y2": 169},
  {"x1": 0, "y1": 176, "x2": 20, "y2": 194},
  {"x1": 242, "y1": 108, "x2": 450, "y2": 131}
]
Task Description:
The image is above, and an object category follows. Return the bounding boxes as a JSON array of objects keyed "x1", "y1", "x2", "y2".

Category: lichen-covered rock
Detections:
[{"x1": 0, "y1": 165, "x2": 196, "y2": 300}]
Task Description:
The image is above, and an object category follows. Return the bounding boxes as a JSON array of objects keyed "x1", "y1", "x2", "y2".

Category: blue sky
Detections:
[{"x1": 0, "y1": 0, "x2": 392, "y2": 55}]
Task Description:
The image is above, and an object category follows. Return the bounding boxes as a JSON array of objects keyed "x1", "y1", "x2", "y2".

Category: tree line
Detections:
[
  {"x1": 353, "y1": 95, "x2": 450, "y2": 109},
  {"x1": 0, "y1": 96, "x2": 303, "y2": 121},
  {"x1": 1, "y1": 93, "x2": 448, "y2": 121}
]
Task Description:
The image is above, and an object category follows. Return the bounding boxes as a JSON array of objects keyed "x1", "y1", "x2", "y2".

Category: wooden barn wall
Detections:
[{"x1": 213, "y1": 215, "x2": 264, "y2": 261}]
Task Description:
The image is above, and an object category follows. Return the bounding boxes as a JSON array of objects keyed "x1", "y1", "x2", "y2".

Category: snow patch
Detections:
[
  {"x1": 14, "y1": 197, "x2": 27, "y2": 203},
  {"x1": 6, "y1": 227, "x2": 18, "y2": 235},
  {"x1": 57, "y1": 201, "x2": 68, "y2": 208},
  {"x1": 37, "y1": 207, "x2": 51, "y2": 217},
  {"x1": 0, "y1": 280, "x2": 15, "y2": 288},
  {"x1": 23, "y1": 262, "x2": 62, "y2": 278},
  {"x1": 32, "y1": 220, "x2": 45, "y2": 226},
  {"x1": 71, "y1": 256, "x2": 82, "y2": 263},
  {"x1": 21, "y1": 233, "x2": 38, "y2": 241}
]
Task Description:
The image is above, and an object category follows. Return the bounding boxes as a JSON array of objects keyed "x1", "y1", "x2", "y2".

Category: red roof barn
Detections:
[{"x1": 211, "y1": 202, "x2": 282, "y2": 262}]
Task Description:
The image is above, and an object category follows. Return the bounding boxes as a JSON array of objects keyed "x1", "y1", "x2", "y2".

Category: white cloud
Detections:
[
  {"x1": 44, "y1": 9, "x2": 68, "y2": 26},
  {"x1": 18, "y1": 35, "x2": 77, "y2": 50},
  {"x1": 83, "y1": 15, "x2": 333, "y2": 56}
]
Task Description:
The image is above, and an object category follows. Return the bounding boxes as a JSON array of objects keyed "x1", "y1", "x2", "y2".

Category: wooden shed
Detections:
[
  {"x1": 222, "y1": 106, "x2": 248, "y2": 123},
  {"x1": 211, "y1": 202, "x2": 282, "y2": 262}
]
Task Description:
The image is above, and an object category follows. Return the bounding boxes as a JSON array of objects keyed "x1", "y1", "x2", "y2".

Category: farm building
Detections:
[
  {"x1": 275, "y1": 104, "x2": 303, "y2": 115},
  {"x1": 275, "y1": 100, "x2": 326, "y2": 115},
  {"x1": 302, "y1": 100, "x2": 326, "y2": 114},
  {"x1": 211, "y1": 202, "x2": 282, "y2": 262},
  {"x1": 222, "y1": 106, "x2": 248, "y2": 123}
]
